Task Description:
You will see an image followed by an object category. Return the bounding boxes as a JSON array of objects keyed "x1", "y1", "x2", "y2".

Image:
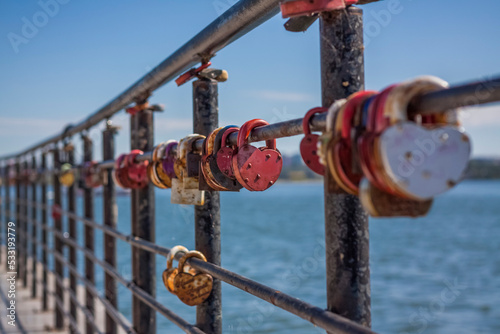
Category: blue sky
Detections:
[{"x1": 1, "y1": 0, "x2": 499, "y2": 161}]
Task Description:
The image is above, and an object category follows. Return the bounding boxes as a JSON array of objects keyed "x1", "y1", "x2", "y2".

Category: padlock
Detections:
[
  {"x1": 82, "y1": 161, "x2": 102, "y2": 188},
  {"x1": 203, "y1": 126, "x2": 243, "y2": 191},
  {"x1": 51, "y1": 204, "x2": 62, "y2": 220},
  {"x1": 232, "y1": 119, "x2": 283, "y2": 191},
  {"x1": 317, "y1": 99, "x2": 348, "y2": 194},
  {"x1": 149, "y1": 141, "x2": 176, "y2": 189},
  {"x1": 125, "y1": 150, "x2": 149, "y2": 189},
  {"x1": 330, "y1": 91, "x2": 377, "y2": 194},
  {"x1": 173, "y1": 251, "x2": 213, "y2": 306},
  {"x1": 113, "y1": 154, "x2": 130, "y2": 189},
  {"x1": 162, "y1": 245, "x2": 196, "y2": 294},
  {"x1": 171, "y1": 135, "x2": 205, "y2": 205},
  {"x1": 300, "y1": 107, "x2": 328, "y2": 175},
  {"x1": 359, "y1": 178, "x2": 433, "y2": 217},
  {"x1": 356, "y1": 86, "x2": 434, "y2": 217},
  {"x1": 200, "y1": 128, "x2": 227, "y2": 191},
  {"x1": 59, "y1": 163, "x2": 75, "y2": 187},
  {"x1": 113, "y1": 151, "x2": 148, "y2": 189},
  {"x1": 215, "y1": 126, "x2": 240, "y2": 181},
  {"x1": 162, "y1": 141, "x2": 178, "y2": 180},
  {"x1": 375, "y1": 76, "x2": 471, "y2": 200}
]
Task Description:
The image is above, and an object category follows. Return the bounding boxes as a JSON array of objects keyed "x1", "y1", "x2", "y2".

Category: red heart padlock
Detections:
[
  {"x1": 232, "y1": 119, "x2": 282, "y2": 191},
  {"x1": 126, "y1": 150, "x2": 149, "y2": 189},
  {"x1": 300, "y1": 107, "x2": 328, "y2": 175},
  {"x1": 113, "y1": 154, "x2": 132, "y2": 189}
]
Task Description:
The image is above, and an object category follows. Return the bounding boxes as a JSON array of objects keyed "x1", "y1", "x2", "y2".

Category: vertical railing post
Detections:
[
  {"x1": 102, "y1": 121, "x2": 118, "y2": 334},
  {"x1": 130, "y1": 106, "x2": 156, "y2": 334},
  {"x1": 41, "y1": 152, "x2": 48, "y2": 311},
  {"x1": 82, "y1": 135, "x2": 95, "y2": 334},
  {"x1": 193, "y1": 77, "x2": 222, "y2": 334},
  {"x1": 15, "y1": 161, "x2": 21, "y2": 278},
  {"x1": 31, "y1": 154, "x2": 38, "y2": 298},
  {"x1": 5, "y1": 163, "x2": 11, "y2": 272},
  {"x1": 52, "y1": 147, "x2": 64, "y2": 329},
  {"x1": 22, "y1": 159, "x2": 29, "y2": 287},
  {"x1": 66, "y1": 144, "x2": 78, "y2": 332},
  {"x1": 320, "y1": 6, "x2": 370, "y2": 328}
]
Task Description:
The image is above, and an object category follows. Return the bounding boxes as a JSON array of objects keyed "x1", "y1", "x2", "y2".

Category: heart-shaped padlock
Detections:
[
  {"x1": 232, "y1": 119, "x2": 283, "y2": 191},
  {"x1": 376, "y1": 76, "x2": 470, "y2": 199},
  {"x1": 378, "y1": 123, "x2": 470, "y2": 200},
  {"x1": 125, "y1": 150, "x2": 149, "y2": 189},
  {"x1": 162, "y1": 245, "x2": 197, "y2": 294},
  {"x1": 207, "y1": 126, "x2": 242, "y2": 191},
  {"x1": 300, "y1": 107, "x2": 328, "y2": 175},
  {"x1": 173, "y1": 251, "x2": 213, "y2": 306},
  {"x1": 201, "y1": 128, "x2": 227, "y2": 191}
]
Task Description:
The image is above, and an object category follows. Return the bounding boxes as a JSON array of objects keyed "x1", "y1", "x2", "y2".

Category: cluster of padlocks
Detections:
[
  {"x1": 162, "y1": 246, "x2": 213, "y2": 306},
  {"x1": 111, "y1": 119, "x2": 283, "y2": 206},
  {"x1": 54, "y1": 76, "x2": 471, "y2": 217}
]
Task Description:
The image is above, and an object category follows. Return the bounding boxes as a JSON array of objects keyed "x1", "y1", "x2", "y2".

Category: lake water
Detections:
[{"x1": 67, "y1": 180, "x2": 500, "y2": 333}]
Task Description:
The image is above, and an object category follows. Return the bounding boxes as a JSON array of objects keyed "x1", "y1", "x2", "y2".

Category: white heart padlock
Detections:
[{"x1": 378, "y1": 122, "x2": 471, "y2": 200}]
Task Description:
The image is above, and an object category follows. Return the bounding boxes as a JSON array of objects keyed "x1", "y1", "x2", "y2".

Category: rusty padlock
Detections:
[
  {"x1": 59, "y1": 163, "x2": 75, "y2": 187},
  {"x1": 359, "y1": 178, "x2": 433, "y2": 217},
  {"x1": 83, "y1": 161, "x2": 102, "y2": 188},
  {"x1": 162, "y1": 246, "x2": 196, "y2": 294},
  {"x1": 173, "y1": 251, "x2": 213, "y2": 306},
  {"x1": 162, "y1": 141, "x2": 178, "y2": 180},
  {"x1": 113, "y1": 154, "x2": 130, "y2": 189},
  {"x1": 300, "y1": 107, "x2": 328, "y2": 175},
  {"x1": 203, "y1": 126, "x2": 243, "y2": 191},
  {"x1": 376, "y1": 76, "x2": 470, "y2": 200},
  {"x1": 125, "y1": 150, "x2": 149, "y2": 189},
  {"x1": 200, "y1": 128, "x2": 227, "y2": 191},
  {"x1": 330, "y1": 91, "x2": 377, "y2": 194},
  {"x1": 232, "y1": 119, "x2": 283, "y2": 191},
  {"x1": 171, "y1": 135, "x2": 205, "y2": 205},
  {"x1": 149, "y1": 140, "x2": 176, "y2": 189},
  {"x1": 216, "y1": 126, "x2": 240, "y2": 181}
]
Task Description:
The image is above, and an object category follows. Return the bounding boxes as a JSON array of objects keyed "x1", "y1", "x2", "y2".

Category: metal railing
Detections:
[{"x1": 1, "y1": 1, "x2": 499, "y2": 334}]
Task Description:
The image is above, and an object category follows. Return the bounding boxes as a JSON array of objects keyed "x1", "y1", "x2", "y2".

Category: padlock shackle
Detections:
[
  {"x1": 204, "y1": 128, "x2": 223, "y2": 157},
  {"x1": 166, "y1": 245, "x2": 189, "y2": 270},
  {"x1": 214, "y1": 125, "x2": 239, "y2": 153},
  {"x1": 177, "y1": 251, "x2": 207, "y2": 273},
  {"x1": 237, "y1": 119, "x2": 275, "y2": 149},
  {"x1": 302, "y1": 107, "x2": 328, "y2": 136}
]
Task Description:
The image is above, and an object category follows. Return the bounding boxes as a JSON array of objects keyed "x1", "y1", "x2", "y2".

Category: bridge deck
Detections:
[{"x1": 0, "y1": 254, "x2": 117, "y2": 334}]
